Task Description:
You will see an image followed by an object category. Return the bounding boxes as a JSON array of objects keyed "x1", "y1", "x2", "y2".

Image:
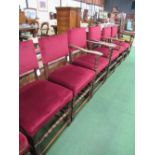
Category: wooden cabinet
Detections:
[
  {"x1": 56, "y1": 7, "x2": 81, "y2": 34},
  {"x1": 19, "y1": 11, "x2": 26, "y2": 24}
]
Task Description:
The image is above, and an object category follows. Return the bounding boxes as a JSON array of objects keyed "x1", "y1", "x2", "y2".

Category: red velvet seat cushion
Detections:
[
  {"x1": 113, "y1": 44, "x2": 126, "y2": 53},
  {"x1": 19, "y1": 132, "x2": 29, "y2": 155},
  {"x1": 20, "y1": 80, "x2": 73, "y2": 137},
  {"x1": 73, "y1": 54, "x2": 109, "y2": 74},
  {"x1": 95, "y1": 47, "x2": 120, "y2": 61},
  {"x1": 119, "y1": 42, "x2": 130, "y2": 49},
  {"x1": 112, "y1": 40, "x2": 130, "y2": 51},
  {"x1": 48, "y1": 64, "x2": 95, "y2": 96}
]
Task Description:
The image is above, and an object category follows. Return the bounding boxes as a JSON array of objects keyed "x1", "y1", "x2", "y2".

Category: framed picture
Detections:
[
  {"x1": 24, "y1": 8, "x2": 37, "y2": 19},
  {"x1": 38, "y1": 0, "x2": 48, "y2": 11}
]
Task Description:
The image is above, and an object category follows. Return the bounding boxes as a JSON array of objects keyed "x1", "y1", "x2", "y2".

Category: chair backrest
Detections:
[
  {"x1": 68, "y1": 28, "x2": 87, "y2": 52},
  {"x1": 19, "y1": 40, "x2": 38, "y2": 76},
  {"x1": 88, "y1": 26, "x2": 101, "y2": 41},
  {"x1": 101, "y1": 26, "x2": 111, "y2": 39},
  {"x1": 111, "y1": 25, "x2": 118, "y2": 38},
  {"x1": 40, "y1": 22, "x2": 49, "y2": 36},
  {"x1": 39, "y1": 33, "x2": 69, "y2": 64}
]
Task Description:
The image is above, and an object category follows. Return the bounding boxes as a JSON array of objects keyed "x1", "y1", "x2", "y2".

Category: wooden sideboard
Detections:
[{"x1": 56, "y1": 7, "x2": 81, "y2": 34}]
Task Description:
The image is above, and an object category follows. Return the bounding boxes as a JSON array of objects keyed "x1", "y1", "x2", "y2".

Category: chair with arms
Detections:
[
  {"x1": 111, "y1": 25, "x2": 135, "y2": 57},
  {"x1": 39, "y1": 33, "x2": 95, "y2": 118},
  {"x1": 86, "y1": 26, "x2": 122, "y2": 76},
  {"x1": 19, "y1": 40, "x2": 73, "y2": 154},
  {"x1": 67, "y1": 27, "x2": 115, "y2": 92}
]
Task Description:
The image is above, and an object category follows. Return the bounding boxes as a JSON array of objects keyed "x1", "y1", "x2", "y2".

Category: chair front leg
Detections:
[
  {"x1": 43, "y1": 64, "x2": 49, "y2": 80},
  {"x1": 106, "y1": 47, "x2": 114, "y2": 77}
]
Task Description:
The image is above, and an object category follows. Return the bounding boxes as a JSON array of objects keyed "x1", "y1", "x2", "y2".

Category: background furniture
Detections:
[
  {"x1": 120, "y1": 13, "x2": 135, "y2": 33},
  {"x1": 19, "y1": 11, "x2": 26, "y2": 24},
  {"x1": 40, "y1": 22, "x2": 49, "y2": 36},
  {"x1": 56, "y1": 7, "x2": 81, "y2": 34}
]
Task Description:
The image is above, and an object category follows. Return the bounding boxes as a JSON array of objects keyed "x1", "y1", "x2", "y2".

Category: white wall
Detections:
[
  {"x1": 19, "y1": 0, "x2": 103, "y2": 22},
  {"x1": 20, "y1": 0, "x2": 60, "y2": 22}
]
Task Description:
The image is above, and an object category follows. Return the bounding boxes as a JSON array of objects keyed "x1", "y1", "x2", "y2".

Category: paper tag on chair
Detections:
[
  {"x1": 67, "y1": 55, "x2": 70, "y2": 62},
  {"x1": 36, "y1": 69, "x2": 41, "y2": 76}
]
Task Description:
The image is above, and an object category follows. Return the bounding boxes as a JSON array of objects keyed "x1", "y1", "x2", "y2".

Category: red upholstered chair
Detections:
[
  {"x1": 100, "y1": 26, "x2": 127, "y2": 55},
  {"x1": 39, "y1": 33, "x2": 95, "y2": 117},
  {"x1": 111, "y1": 25, "x2": 134, "y2": 57},
  {"x1": 19, "y1": 40, "x2": 73, "y2": 154},
  {"x1": 68, "y1": 27, "x2": 112, "y2": 92},
  {"x1": 87, "y1": 26, "x2": 121, "y2": 74},
  {"x1": 19, "y1": 132, "x2": 29, "y2": 155}
]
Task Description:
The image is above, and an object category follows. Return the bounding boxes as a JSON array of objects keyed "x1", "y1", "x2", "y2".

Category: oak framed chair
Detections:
[
  {"x1": 39, "y1": 33, "x2": 95, "y2": 118},
  {"x1": 111, "y1": 25, "x2": 135, "y2": 58},
  {"x1": 19, "y1": 40, "x2": 73, "y2": 154},
  {"x1": 100, "y1": 25, "x2": 126, "y2": 62},
  {"x1": 67, "y1": 27, "x2": 115, "y2": 93},
  {"x1": 86, "y1": 25, "x2": 122, "y2": 76}
]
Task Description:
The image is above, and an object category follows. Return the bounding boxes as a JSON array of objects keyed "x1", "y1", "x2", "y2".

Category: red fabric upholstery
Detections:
[
  {"x1": 39, "y1": 33, "x2": 69, "y2": 64},
  {"x1": 112, "y1": 40, "x2": 130, "y2": 51},
  {"x1": 19, "y1": 132, "x2": 29, "y2": 155},
  {"x1": 119, "y1": 42, "x2": 130, "y2": 49},
  {"x1": 113, "y1": 44, "x2": 126, "y2": 53},
  {"x1": 68, "y1": 28, "x2": 87, "y2": 51},
  {"x1": 73, "y1": 54, "x2": 108, "y2": 73},
  {"x1": 95, "y1": 47, "x2": 119, "y2": 61},
  {"x1": 19, "y1": 40, "x2": 38, "y2": 75},
  {"x1": 88, "y1": 26, "x2": 101, "y2": 41},
  {"x1": 111, "y1": 26, "x2": 118, "y2": 38},
  {"x1": 20, "y1": 80, "x2": 73, "y2": 137},
  {"x1": 48, "y1": 64, "x2": 95, "y2": 95},
  {"x1": 101, "y1": 26, "x2": 111, "y2": 39}
]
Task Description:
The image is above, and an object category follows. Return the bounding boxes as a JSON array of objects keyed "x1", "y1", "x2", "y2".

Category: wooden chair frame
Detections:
[
  {"x1": 110, "y1": 26, "x2": 135, "y2": 59},
  {"x1": 99, "y1": 37, "x2": 125, "y2": 64},
  {"x1": 43, "y1": 54, "x2": 94, "y2": 119},
  {"x1": 20, "y1": 68, "x2": 73, "y2": 154},
  {"x1": 98, "y1": 26, "x2": 132, "y2": 63},
  {"x1": 69, "y1": 42, "x2": 114, "y2": 94},
  {"x1": 118, "y1": 30, "x2": 135, "y2": 56},
  {"x1": 86, "y1": 39, "x2": 120, "y2": 77}
]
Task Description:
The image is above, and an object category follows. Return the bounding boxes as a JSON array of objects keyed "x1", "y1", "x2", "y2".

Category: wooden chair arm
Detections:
[
  {"x1": 69, "y1": 44, "x2": 103, "y2": 73},
  {"x1": 69, "y1": 44, "x2": 103, "y2": 56},
  {"x1": 87, "y1": 40, "x2": 117, "y2": 49}
]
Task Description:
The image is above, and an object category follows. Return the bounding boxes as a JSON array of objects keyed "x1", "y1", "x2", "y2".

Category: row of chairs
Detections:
[{"x1": 19, "y1": 25, "x2": 134, "y2": 155}]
